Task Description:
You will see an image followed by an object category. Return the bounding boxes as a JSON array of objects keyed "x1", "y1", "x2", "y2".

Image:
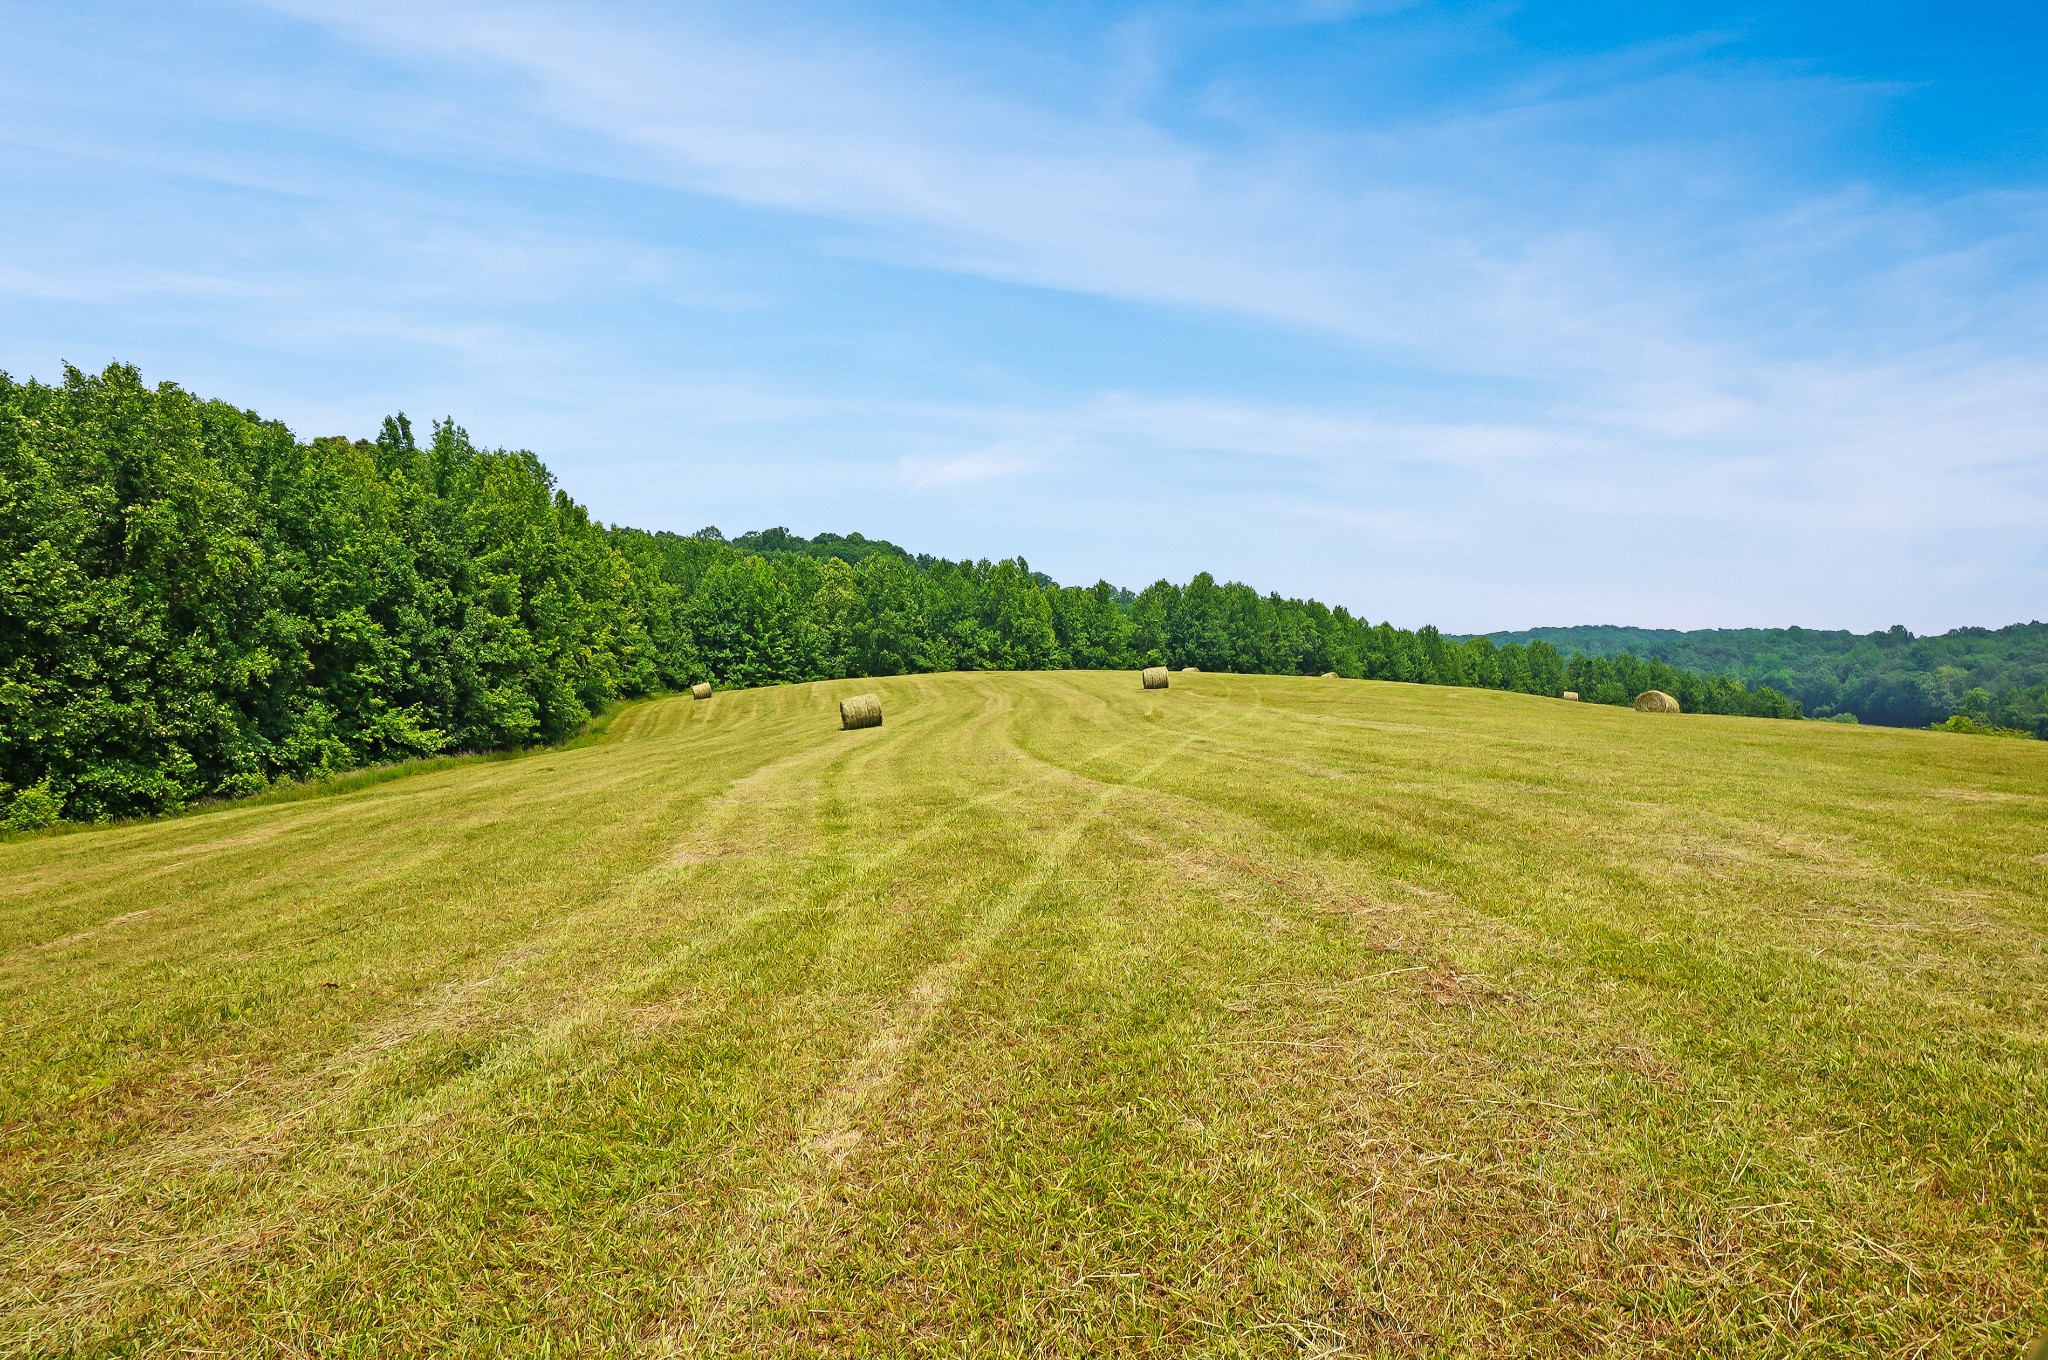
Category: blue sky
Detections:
[{"x1": 3, "y1": 1, "x2": 2045, "y2": 632}]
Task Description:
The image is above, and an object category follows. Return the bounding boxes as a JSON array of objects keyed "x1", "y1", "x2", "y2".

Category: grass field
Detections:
[{"x1": 3, "y1": 671, "x2": 2045, "y2": 1357}]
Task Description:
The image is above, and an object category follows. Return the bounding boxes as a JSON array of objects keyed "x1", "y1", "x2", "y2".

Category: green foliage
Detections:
[
  {"x1": 0, "y1": 363, "x2": 1801, "y2": 824},
  {"x1": 1929, "y1": 714, "x2": 2036, "y2": 739},
  {"x1": 1487, "y1": 623, "x2": 2048, "y2": 734},
  {"x1": 729, "y1": 525, "x2": 909, "y2": 566},
  {"x1": 0, "y1": 366, "x2": 659, "y2": 820},
  {"x1": 1, "y1": 779, "x2": 63, "y2": 832}
]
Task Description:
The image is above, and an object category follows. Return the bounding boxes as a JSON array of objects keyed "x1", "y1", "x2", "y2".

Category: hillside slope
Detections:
[{"x1": 2, "y1": 672, "x2": 2044, "y2": 1356}]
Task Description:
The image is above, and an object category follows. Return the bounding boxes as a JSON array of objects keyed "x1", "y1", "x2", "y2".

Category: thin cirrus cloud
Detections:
[
  {"x1": 264, "y1": 0, "x2": 1718, "y2": 384},
  {"x1": 6, "y1": 0, "x2": 2046, "y2": 629},
  {"x1": 898, "y1": 445, "x2": 1041, "y2": 492},
  {"x1": 263, "y1": 10, "x2": 2047, "y2": 409}
]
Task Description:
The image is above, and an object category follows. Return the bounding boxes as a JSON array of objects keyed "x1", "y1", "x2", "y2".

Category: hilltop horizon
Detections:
[{"x1": 703, "y1": 523, "x2": 2045, "y2": 640}]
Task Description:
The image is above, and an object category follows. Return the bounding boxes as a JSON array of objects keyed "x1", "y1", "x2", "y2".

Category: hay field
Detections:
[{"x1": 2, "y1": 671, "x2": 2044, "y2": 1356}]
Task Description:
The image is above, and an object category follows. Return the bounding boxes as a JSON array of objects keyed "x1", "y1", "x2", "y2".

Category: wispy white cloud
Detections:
[
  {"x1": 257, "y1": 1, "x2": 2048, "y2": 385},
  {"x1": 251, "y1": 1, "x2": 1683, "y2": 370},
  {"x1": 898, "y1": 444, "x2": 1041, "y2": 490}
]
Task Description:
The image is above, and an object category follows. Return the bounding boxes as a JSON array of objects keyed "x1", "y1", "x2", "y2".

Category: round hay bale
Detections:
[
  {"x1": 839, "y1": 693, "x2": 883, "y2": 730},
  {"x1": 1180, "y1": 666, "x2": 1201, "y2": 673},
  {"x1": 1634, "y1": 689, "x2": 1680, "y2": 713},
  {"x1": 690, "y1": 681, "x2": 713, "y2": 700},
  {"x1": 1321, "y1": 671, "x2": 1338, "y2": 679},
  {"x1": 1140, "y1": 665, "x2": 1169, "y2": 690},
  {"x1": 1561, "y1": 690, "x2": 1579, "y2": 701}
]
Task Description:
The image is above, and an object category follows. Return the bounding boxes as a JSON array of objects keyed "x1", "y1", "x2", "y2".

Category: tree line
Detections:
[
  {"x1": 1487, "y1": 624, "x2": 2048, "y2": 737},
  {"x1": 0, "y1": 363, "x2": 1798, "y2": 828}
]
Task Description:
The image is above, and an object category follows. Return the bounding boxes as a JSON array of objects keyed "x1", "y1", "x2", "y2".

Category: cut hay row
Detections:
[{"x1": 815, "y1": 674, "x2": 1688, "y2": 723}]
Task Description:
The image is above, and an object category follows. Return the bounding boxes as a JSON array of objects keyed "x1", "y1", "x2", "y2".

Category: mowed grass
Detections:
[{"x1": 2, "y1": 672, "x2": 2045, "y2": 1357}]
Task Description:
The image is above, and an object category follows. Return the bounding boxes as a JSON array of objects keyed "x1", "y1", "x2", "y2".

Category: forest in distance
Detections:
[
  {"x1": 1480, "y1": 624, "x2": 2048, "y2": 737},
  {"x1": 4, "y1": 362, "x2": 2025, "y2": 831}
]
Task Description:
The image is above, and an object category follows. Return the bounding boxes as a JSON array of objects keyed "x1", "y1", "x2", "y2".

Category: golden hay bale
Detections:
[
  {"x1": 840, "y1": 693, "x2": 883, "y2": 730},
  {"x1": 1634, "y1": 689, "x2": 1680, "y2": 713},
  {"x1": 1561, "y1": 690, "x2": 1579, "y2": 701},
  {"x1": 1181, "y1": 666, "x2": 1201, "y2": 673},
  {"x1": 690, "y1": 682, "x2": 712, "y2": 700},
  {"x1": 1140, "y1": 666, "x2": 1169, "y2": 690},
  {"x1": 1321, "y1": 671, "x2": 1338, "y2": 679}
]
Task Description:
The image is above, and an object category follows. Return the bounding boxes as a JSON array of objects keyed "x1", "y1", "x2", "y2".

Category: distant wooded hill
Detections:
[{"x1": 1477, "y1": 625, "x2": 2048, "y2": 735}]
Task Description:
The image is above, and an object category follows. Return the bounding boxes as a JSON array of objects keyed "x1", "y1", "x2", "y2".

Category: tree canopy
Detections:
[{"x1": 1484, "y1": 625, "x2": 2048, "y2": 737}]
